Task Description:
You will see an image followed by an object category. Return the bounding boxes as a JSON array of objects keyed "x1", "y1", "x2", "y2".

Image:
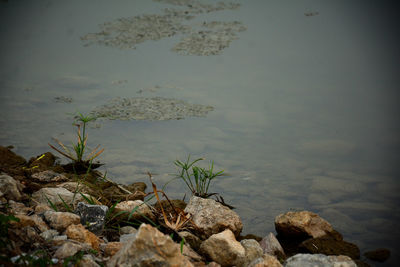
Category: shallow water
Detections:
[{"x1": 1, "y1": 0, "x2": 399, "y2": 265}]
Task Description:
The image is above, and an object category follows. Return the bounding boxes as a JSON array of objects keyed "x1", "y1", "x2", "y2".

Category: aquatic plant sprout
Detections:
[{"x1": 174, "y1": 156, "x2": 224, "y2": 198}]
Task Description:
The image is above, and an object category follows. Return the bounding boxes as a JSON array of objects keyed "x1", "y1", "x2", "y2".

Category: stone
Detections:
[
  {"x1": 12, "y1": 214, "x2": 49, "y2": 233},
  {"x1": 31, "y1": 187, "x2": 84, "y2": 211},
  {"x1": 108, "y1": 223, "x2": 193, "y2": 267},
  {"x1": 184, "y1": 196, "x2": 243, "y2": 238},
  {"x1": 364, "y1": 248, "x2": 391, "y2": 262},
  {"x1": 240, "y1": 239, "x2": 264, "y2": 267},
  {"x1": 284, "y1": 253, "x2": 357, "y2": 267},
  {"x1": 104, "y1": 242, "x2": 123, "y2": 257},
  {"x1": 259, "y1": 233, "x2": 285, "y2": 260},
  {"x1": 65, "y1": 224, "x2": 101, "y2": 251},
  {"x1": 80, "y1": 254, "x2": 101, "y2": 267},
  {"x1": 300, "y1": 237, "x2": 360, "y2": 259},
  {"x1": 75, "y1": 202, "x2": 108, "y2": 235},
  {"x1": 43, "y1": 210, "x2": 81, "y2": 232},
  {"x1": 114, "y1": 200, "x2": 155, "y2": 221},
  {"x1": 8, "y1": 200, "x2": 33, "y2": 215},
  {"x1": 31, "y1": 170, "x2": 68, "y2": 183},
  {"x1": 40, "y1": 229, "x2": 59, "y2": 240},
  {"x1": 124, "y1": 182, "x2": 146, "y2": 193},
  {"x1": 119, "y1": 233, "x2": 137, "y2": 243},
  {"x1": 182, "y1": 244, "x2": 203, "y2": 262},
  {"x1": 179, "y1": 231, "x2": 202, "y2": 251},
  {"x1": 275, "y1": 211, "x2": 341, "y2": 240},
  {"x1": 57, "y1": 182, "x2": 92, "y2": 194},
  {"x1": 0, "y1": 173, "x2": 24, "y2": 201},
  {"x1": 34, "y1": 204, "x2": 52, "y2": 214},
  {"x1": 199, "y1": 229, "x2": 245, "y2": 267},
  {"x1": 248, "y1": 254, "x2": 283, "y2": 267},
  {"x1": 119, "y1": 226, "x2": 138, "y2": 235},
  {"x1": 54, "y1": 242, "x2": 84, "y2": 259}
]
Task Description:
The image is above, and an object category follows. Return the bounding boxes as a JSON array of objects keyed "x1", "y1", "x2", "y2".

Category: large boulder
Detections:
[
  {"x1": 275, "y1": 211, "x2": 341, "y2": 240},
  {"x1": 284, "y1": 253, "x2": 357, "y2": 267},
  {"x1": 199, "y1": 229, "x2": 245, "y2": 267},
  {"x1": 184, "y1": 196, "x2": 243, "y2": 238},
  {"x1": 107, "y1": 223, "x2": 193, "y2": 267}
]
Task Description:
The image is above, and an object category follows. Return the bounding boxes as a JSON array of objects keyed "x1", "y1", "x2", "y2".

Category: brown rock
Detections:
[
  {"x1": 12, "y1": 214, "x2": 49, "y2": 233},
  {"x1": 240, "y1": 239, "x2": 264, "y2": 267},
  {"x1": 275, "y1": 211, "x2": 342, "y2": 239},
  {"x1": 43, "y1": 210, "x2": 81, "y2": 232},
  {"x1": 179, "y1": 231, "x2": 202, "y2": 251},
  {"x1": 65, "y1": 224, "x2": 101, "y2": 251},
  {"x1": 108, "y1": 223, "x2": 193, "y2": 267},
  {"x1": 34, "y1": 204, "x2": 52, "y2": 214},
  {"x1": 8, "y1": 200, "x2": 33, "y2": 215},
  {"x1": 104, "y1": 242, "x2": 123, "y2": 257},
  {"x1": 0, "y1": 146, "x2": 26, "y2": 178},
  {"x1": 259, "y1": 232, "x2": 285, "y2": 260},
  {"x1": 31, "y1": 170, "x2": 68, "y2": 183},
  {"x1": 200, "y1": 229, "x2": 245, "y2": 267},
  {"x1": 0, "y1": 173, "x2": 24, "y2": 201},
  {"x1": 248, "y1": 254, "x2": 283, "y2": 267},
  {"x1": 185, "y1": 196, "x2": 243, "y2": 238},
  {"x1": 300, "y1": 237, "x2": 360, "y2": 259},
  {"x1": 114, "y1": 200, "x2": 155, "y2": 221},
  {"x1": 124, "y1": 181, "x2": 147, "y2": 193}
]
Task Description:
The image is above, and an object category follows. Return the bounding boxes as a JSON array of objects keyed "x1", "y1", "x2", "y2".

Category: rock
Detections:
[
  {"x1": 284, "y1": 253, "x2": 357, "y2": 267},
  {"x1": 184, "y1": 196, "x2": 243, "y2": 238},
  {"x1": 12, "y1": 214, "x2": 49, "y2": 233},
  {"x1": 40, "y1": 229, "x2": 59, "y2": 240},
  {"x1": 43, "y1": 210, "x2": 81, "y2": 232},
  {"x1": 114, "y1": 200, "x2": 155, "y2": 221},
  {"x1": 240, "y1": 239, "x2": 264, "y2": 267},
  {"x1": 75, "y1": 202, "x2": 108, "y2": 235},
  {"x1": 31, "y1": 170, "x2": 68, "y2": 183},
  {"x1": 124, "y1": 182, "x2": 147, "y2": 193},
  {"x1": 80, "y1": 254, "x2": 101, "y2": 267},
  {"x1": 27, "y1": 152, "x2": 56, "y2": 171},
  {"x1": 179, "y1": 231, "x2": 202, "y2": 251},
  {"x1": 119, "y1": 233, "x2": 137, "y2": 243},
  {"x1": 199, "y1": 229, "x2": 245, "y2": 267},
  {"x1": 108, "y1": 223, "x2": 194, "y2": 266},
  {"x1": 8, "y1": 200, "x2": 33, "y2": 215},
  {"x1": 364, "y1": 248, "x2": 391, "y2": 262},
  {"x1": 0, "y1": 173, "x2": 24, "y2": 201},
  {"x1": 34, "y1": 204, "x2": 52, "y2": 214},
  {"x1": 104, "y1": 242, "x2": 123, "y2": 257},
  {"x1": 275, "y1": 211, "x2": 341, "y2": 240},
  {"x1": 54, "y1": 242, "x2": 85, "y2": 259},
  {"x1": 300, "y1": 237, "x2": 360, "y2": 259},
  {"x1": 239, "y1": 234, "x2": 262, "y2": 242},
  {"x1": 248, "y1": 254, "x2": 283, "y2": 267},
  {"x1": 119, "y1": 226, "x2": 137, "y2": 235},
  {"x1": 0, "y1": 146, "x2": 26, "y2": 178},
  {"x1": 57, "y1": 182, "x2": 92, "y2": 194},
  {"x1": 259, "y1": 233, "x2": 286, "y2": 260},
  {"x1": 182, "y1": 244, "x2": 204, "y2": 262},
  {"x1": 31, "y1": 187, "x2": 84, "y2": 211},
  {"x1": 65, "y1": 224, "x2": 101, "y2": 251}
]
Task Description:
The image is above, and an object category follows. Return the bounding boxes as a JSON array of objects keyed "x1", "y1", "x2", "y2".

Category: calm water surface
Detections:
[{"x1": 1, "y1": 1, "x2": 399, "y2": 265}]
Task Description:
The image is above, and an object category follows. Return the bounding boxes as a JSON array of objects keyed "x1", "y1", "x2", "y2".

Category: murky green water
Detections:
[{"x1": 1, "y1": 1, "x2": 399, "y2": 265}]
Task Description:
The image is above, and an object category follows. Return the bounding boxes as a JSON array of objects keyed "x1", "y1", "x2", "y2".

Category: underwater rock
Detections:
[{"x1": 90, "y1": 97, "x2": 213, "y2": 121}]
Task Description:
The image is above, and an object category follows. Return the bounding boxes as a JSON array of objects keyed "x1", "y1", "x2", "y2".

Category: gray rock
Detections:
[
  {"x1": 259, "y1": 232, "x2": 285, "y2": 260},
  {"x1": 0, "y1": 173, "x2": 23, "y2": 201},
  {"x1": 108, "y1": 223, "x2": 193, "y2": 266},
  {"x1": 284, "y1": 254, "x2": 357, "y2": 267},
  {"x1": 80, "y1": 254, "x2": 101, "y2": 267},
  {"x1": 119, "y1": 233, "x2": 137, "y2": 243},
  {"x1": 53, "y1": 235, "x2": 68, "y2": 241},
  {"x1": 179, "y1": 231, "x2": 202, "y2": 251},
  {"x1": 8, "y1": 200, "x2": 32, "y2": 215},
  {"x1": 53, "y1": 242, "x2": 83, "y2": 259},
  {"x1": 120, "y1": 226, "x2": 138, "y2": 235},
  {"x1": 240, "y1": 239, "x2": 264, "y2": 267},
  {"x1": 114, "y1": 200, "x2": 155, "y2": 221},
  {"x1": 75, "y1": 202, "x2": 108, "y2": 235},
  {"x1": 31, "y1": 187, "x2": 84, "y2": 211},
  {"x1": 184, "y1": 196, "x2": 243, "y2": 238},
  {"x1": 31, "y1": 170, "x2": 68, "y2": 183},
  {"x1": 200, "y1": 229, "x2": 245, "y2": 267},
  {"x1": 40, "y1": 229, "x2": 59, "y2": 240}
]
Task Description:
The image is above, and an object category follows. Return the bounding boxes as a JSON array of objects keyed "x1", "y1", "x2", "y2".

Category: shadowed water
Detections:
[{"x1": 1, "y1": 1, "x2": 399, "y2": 265}]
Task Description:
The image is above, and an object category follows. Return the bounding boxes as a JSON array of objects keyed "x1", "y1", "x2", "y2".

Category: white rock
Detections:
[
  {"x1": 31, "y1": 187, "x2": 84, "y2": 211},
  {"x1": 284, "y1": 253, "x2": 357, "y2": 267}
]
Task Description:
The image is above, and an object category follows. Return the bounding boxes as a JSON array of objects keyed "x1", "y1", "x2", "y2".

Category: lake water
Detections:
[{"x1": 1, "y1": 0, "x2": 399, "y2": 265}]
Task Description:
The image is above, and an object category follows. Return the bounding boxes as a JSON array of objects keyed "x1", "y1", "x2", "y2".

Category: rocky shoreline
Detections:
[{"x1": 0, "y1": 145, "x2": 390, "y2": 266}]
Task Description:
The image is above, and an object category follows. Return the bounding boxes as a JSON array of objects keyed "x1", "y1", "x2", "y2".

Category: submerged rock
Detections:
[
  {"x1": 364, "y1": 248, "x2": 391, "y2": 262},
  {"x1": 284, "y1": 253, "x2": 357, "y2": 267},
  {"x1": 90, "y1": 97, "x2": 213, "y2": 121}
]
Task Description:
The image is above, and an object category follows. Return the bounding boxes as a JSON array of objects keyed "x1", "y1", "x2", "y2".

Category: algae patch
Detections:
[
  {"x1": 90, "y1": 97, "x2": 213, "y2": 121},
  {"x1": 81, "y1": 0, "x2": 246, "y2": 55}
]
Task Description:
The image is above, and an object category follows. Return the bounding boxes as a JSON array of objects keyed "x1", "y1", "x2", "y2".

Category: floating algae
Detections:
[
  {"x1": 90, "y1": 97, "x2": 213, "y2": 121},
  {"x1": 81, "y1": 0, "x2": 246, "y2": 55}
]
